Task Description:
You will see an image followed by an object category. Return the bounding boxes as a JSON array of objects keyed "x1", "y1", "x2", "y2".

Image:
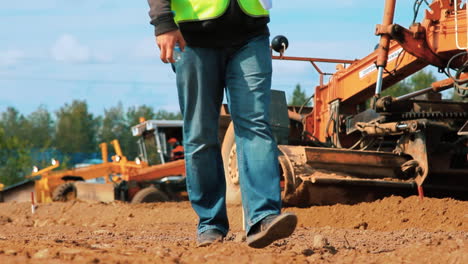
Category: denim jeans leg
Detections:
[
  {"x1": 173, "y1": 46, "x2": 229, "y2": 235},
  {"x1": 225, "y1": 36, "x2": 282, "y2": 235}
]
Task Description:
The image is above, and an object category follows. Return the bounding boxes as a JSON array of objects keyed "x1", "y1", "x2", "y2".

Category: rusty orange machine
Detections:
[
  {"x1": 31, "y1": 120, "x2": 186, "y2": 203},
  {"x1": 221, "y1": 0, "x2": 468, "y2": 205}
]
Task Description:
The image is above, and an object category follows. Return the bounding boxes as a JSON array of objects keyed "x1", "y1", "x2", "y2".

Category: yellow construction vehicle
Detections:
[
  {"x1": 30, "y1": 140, "x2": 145, "y2": 203},
  {"x1": 118, "y1": 119, "x2": 186, "y2": 203},
  {"x1": 30, "y1": 120, "x2": 186, "y2": 203}
]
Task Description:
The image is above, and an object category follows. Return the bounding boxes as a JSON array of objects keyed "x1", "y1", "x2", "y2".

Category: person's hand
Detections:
[{"x1": 156, "y1": 30, "x2": 186, "y2": 63}]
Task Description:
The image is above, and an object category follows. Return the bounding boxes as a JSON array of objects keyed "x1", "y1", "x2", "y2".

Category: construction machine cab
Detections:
[{"x1": 131, "y1": 120, "x2": 184, "y2": 165}]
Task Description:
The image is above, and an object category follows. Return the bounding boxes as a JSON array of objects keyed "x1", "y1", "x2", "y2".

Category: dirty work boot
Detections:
[
  {"x1": 197, "y1": 229, "x2": 224, "y2": 247},
  {"x1": 246, "y1": 212, "x2": 297, "y2": 248}
]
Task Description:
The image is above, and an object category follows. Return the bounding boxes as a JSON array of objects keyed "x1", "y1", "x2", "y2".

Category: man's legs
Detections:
[
  {"x1": 174, "y1": 46, "x2": 229, "y2": 236},
  {"x1": 225, "y1": 35, "x2": 282, "y2": 234}
]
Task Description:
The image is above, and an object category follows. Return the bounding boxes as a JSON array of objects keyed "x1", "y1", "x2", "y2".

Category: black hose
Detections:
[
  {"x1": 412, "y1": 0, "x2": 430, "y2": 25},
  {"x1": 446, "y1": 52, "x2": 468, "y2": 96}
]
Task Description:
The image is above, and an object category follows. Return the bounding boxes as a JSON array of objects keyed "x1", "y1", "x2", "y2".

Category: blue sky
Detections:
[{"x1": 0, "y1": 1, "x2": 421, "y2": 116}]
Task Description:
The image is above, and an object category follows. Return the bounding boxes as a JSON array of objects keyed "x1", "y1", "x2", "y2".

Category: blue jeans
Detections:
[{"x1": 173, "y1": 35, "x2": 281, "y2": 236}]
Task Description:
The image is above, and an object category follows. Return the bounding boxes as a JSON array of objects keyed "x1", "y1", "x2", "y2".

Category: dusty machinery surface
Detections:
[
  {"x1": 31, "y1": 120, "x2": 186, "y2": 204},
  {"x1": 222, "y1": 0, "x2": 468, "y2": 206}
]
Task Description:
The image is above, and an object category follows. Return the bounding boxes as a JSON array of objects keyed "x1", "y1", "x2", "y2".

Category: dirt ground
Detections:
[{"x1": 0, "y1": 195, "x2": 466, "y2": 264}]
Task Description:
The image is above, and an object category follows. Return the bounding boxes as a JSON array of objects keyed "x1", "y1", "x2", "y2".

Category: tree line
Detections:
[{"x1": 0, "y1": 100, "x2": 181, "y2": 187}]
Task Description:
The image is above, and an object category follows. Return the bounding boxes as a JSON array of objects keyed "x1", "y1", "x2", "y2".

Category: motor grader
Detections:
[
  {"x1": 31, "y1": 140, "x2": 142, "y2": 203},
  {"x1": 31, "y1": 120, "x2": 186, "y2": 203},
  {"x1": 221, "y1": 0, "x2": 468, "y2": 206}
]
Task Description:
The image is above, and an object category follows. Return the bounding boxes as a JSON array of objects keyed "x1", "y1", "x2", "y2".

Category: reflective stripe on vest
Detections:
[{"x1": 171, "y1": 0, "x2": 269, "y2": 23}]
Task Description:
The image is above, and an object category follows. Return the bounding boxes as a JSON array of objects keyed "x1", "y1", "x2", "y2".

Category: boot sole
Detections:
[
  {"x1": 197, "y1": 230, "x2": 224, "y2": 247},
  {"x1": 246, "y1": 213, "x2": 297, "y2": 248},
  {"x1": 197, "y1": 236, "x2": 223, "y2": 247}
]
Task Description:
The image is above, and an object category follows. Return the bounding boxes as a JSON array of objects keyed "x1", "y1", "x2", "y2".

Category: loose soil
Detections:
[{"x1": 0, "y1": 196, "x2": 466, "y2": 263}]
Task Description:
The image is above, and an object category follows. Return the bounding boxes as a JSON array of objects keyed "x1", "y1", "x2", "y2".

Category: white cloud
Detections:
[
  {"x1": 0, "y1": 50, "x2": 25, "y2": 67},
  {"x1": 51, "y1": 34, "x2": 90, "y2": 63},
  {"x1": 49, "y1": 34, "x2": 114, "y2": 63}
]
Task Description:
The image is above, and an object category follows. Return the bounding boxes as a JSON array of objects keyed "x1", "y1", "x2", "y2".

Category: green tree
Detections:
[
  {"x1": 0, "y1": 107, "x2": 30, "y2": 141},
  {"x1": 98, "y1": 104, "x2": 182, "y2": 161},
  {"x1": 382, "y1": 69, "x2": 437, "y2": 97},
  {"x1": 98, "y1": 102, "x2": 127, "y2": 144},
  {"x1": 289, "y1": 84, "x2": 311, "y2": 106},
  {"x1": 54, "y1": 100, "x2": 98, "y2": 155},
  {"x1": 126, "y1": 105, "x2": 156, "y2": 127},
  {"x1": 27, "y1": 105, "x2": 54, "y2": 149},
  {"x1": 408, "y1": 70, "x2": 437, "y2": 90},
  {"x1": 0, "y1": 127, "x2": 32, "y2": 186},
  {"x1": 124, "y1": 105, "x2": 157, "y2": 159},
  {"x1": 381, "y1": 81, "x2": 412, "y2": 97},
  {"x1": 98, "y1": 102, "x2": 134, "y2": 160},
  {"x1": 154, "y1": 109, "x2": 182, "y2": 120},
  {"x1": 0, "y1": 107, "x2": 34, "y2": 186}
]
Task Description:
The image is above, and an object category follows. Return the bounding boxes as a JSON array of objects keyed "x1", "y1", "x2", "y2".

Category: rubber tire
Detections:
[
  {"x1": 221, "y1": 123, "x2": 292, "y2": 205},
  {"x1": 131, "y1": 187, "x2": 169, "y2": 203},
  {"x1": 221, "y1": 122, "x2": 242, "y2": 205},
  {"x1": 52, "y1": 182, "x2": 77, "y2": 202}
]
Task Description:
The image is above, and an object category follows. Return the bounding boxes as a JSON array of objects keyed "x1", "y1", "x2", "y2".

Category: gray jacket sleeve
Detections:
[{"x1": 147, "y1": 0, "x2": 178, "y2": 36}]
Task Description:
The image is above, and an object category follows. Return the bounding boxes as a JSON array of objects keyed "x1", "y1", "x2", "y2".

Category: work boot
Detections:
[
  {"x1": 246, "y1": 212, "x2": 297, "y2": 248},
  {"x1": 197, "y1": 229, "x2": 224, "y2": 247}
]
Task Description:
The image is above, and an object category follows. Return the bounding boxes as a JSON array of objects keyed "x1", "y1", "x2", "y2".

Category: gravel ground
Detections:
[{"x1": 0, "y1": 195, "x2": 466, "y2": 263}]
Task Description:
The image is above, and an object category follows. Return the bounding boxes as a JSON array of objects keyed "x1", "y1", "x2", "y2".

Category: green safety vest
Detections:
[{"x1": 171, "y1": 0, "x2": 269, "y2": 23}]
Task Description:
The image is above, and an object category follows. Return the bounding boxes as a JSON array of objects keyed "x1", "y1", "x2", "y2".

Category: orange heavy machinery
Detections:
[
  {"x1": 32, "y1": 1, "x2": 468, "y2": 206},
  {"x1": 221, "y1": 0, "x2": 468, "y2": 205},
  {"x1": 31, "y1": 120, "x2": 186, "y2": 203}
]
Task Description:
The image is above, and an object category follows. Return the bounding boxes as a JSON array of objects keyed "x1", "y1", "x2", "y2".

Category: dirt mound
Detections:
[
  {"x1": 289, "y1": 195, "x2": 467, "y2": 232},
  {"x1": 0, "y1": 196, "x2": 466, "y2": 263}
]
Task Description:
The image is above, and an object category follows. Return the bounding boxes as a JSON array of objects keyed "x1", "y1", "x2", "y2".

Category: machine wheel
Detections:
[
  {"x1": 221, "y1": 122, "x2": 242, "y2": 205},
  {"x1": 221, "y1": 122, "x2": 296, "y2": 205},
  {"x1": 131, "y1": 187, "x2": 169, "y2": 203},
  {"x1": 52, "y1": 182, "x2": 77, "y2": 202}
]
